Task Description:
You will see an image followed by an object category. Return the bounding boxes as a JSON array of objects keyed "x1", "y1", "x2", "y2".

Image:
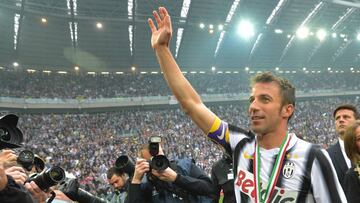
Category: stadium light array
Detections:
[
  {"x1": 274, "y1": 29, "x2": 283, "y2": 34},
  {"x1": 237, "y1": 20, "x2": 255, "y2": 39},
  {"x1": 316, "y1": 29, "x2": 327, "y2": 41},
  {"x1": 218, "y1": 24, "x2": 224, "y2": 31},
  {"x1": 296, "y1": 27, "x2": 309, "y2": 39}
]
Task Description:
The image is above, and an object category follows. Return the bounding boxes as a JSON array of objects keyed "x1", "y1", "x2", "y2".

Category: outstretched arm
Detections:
[{"x1": 148, "y1": 7, "x2": 216, "y2": 134}]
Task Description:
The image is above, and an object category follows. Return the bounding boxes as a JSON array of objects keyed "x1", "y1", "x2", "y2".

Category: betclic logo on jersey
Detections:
[{"x1": 235, "y1": 168, "x2": 298, "y2": 203}]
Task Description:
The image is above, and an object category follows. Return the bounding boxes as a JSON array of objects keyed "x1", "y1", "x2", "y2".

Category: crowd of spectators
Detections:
[
  {"x1": 2, "y1": 96, "x2": 356, "y2": 198},
  {"x1": 0, "y1": 69, "x2": 359, "y2": 99}
]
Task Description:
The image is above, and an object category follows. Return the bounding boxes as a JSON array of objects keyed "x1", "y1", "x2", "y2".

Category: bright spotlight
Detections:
[
  {"x1": 41, "y1": 18, "x2": 47, "y2": 23},
  {"x1": 218, "y1": 24, "x2": 224, "y2": 31},
  {"x1": 74, "y1": 66, "x2": 79, "y2": 71},
  {"x1": 131, "y1": 66, "x2": 136, "y2": 71},
  {"x1": 209, "y1": 29, "x2": 214, "y2": 34},
  {"x1": 275, "y1": 67, "x2": 280, "y2": 71},
  {"x1": 274, "y1": 29, "x2": 283, "y2": 34},
  {"x1": 199, "y1": 23, "x2": 205, "y2": 29},
  {"x1": 332, "y1": 33, "x2": 337, "y2": 38},
  {"x1": 237, "y1": 20, "x2": 255, "y2": 39},
  {"x1": 96, "y1": 22, "x2": 103, "y2": 29},
  {"x1": 209, "y1": 24, "x2": 214, "y2": 29},
  {"x1": 245, "y1": 66, "x2": 249, "y2": 71},
  {"x1": 357, "y1": 33, "x2": 360, "y2": 41},
  {"x1": 211, "y1": 66, "x2": 216, "y2": 71},
  {"x1": 316, "y1": 29, "x2": 327, "y2": 41},
  {"x1": 296, "y1": 27, "x2": 309, "y2": 39},
  {"x1": 13, "y1": 62, "x2": 19, "y2": 67}
]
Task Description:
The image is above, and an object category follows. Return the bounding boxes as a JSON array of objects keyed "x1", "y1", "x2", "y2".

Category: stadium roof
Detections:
[{"x1": 0, "y1": 0, "x2": 359, "y2": 72}]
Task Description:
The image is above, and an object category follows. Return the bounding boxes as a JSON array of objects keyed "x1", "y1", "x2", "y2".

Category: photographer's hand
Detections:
[
  {"x1": 25, "y1": 181, "x2": 49, "y2": 203},
  {"x1": 0, "y1": 163, "x2": 8, "y2": 191},
  {"x1": 0, "y1": 149, "x2": 17, "y2": 164},
  {"x1": 132, "y1": 158, "x2": 149, "y2": 184},
  {"x1": 151, "y1": 167, "x2": 177, "y2": 182},
  {"x1": 5, "y1": 166, "x2": 27, "y2": 185}
]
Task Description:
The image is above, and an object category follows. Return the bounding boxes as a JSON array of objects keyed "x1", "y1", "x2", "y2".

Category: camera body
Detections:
[
  {"x1": 28, "y1": 166, "x2": 66, "y2": 191},
  {"x1": 148, "y1": 136, "x2": 170, "y2": 172}
]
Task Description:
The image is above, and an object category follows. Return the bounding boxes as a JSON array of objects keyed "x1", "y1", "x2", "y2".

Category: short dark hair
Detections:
[
  {"x1": 333, "y1": 104, "x2": 359, "y2": 119},
  {"x1": 107, "y1": 166, "x2": 123, "y2": 179},
  {"x1": 251, "y1": 72, "x2": 295, "y2": 119}
]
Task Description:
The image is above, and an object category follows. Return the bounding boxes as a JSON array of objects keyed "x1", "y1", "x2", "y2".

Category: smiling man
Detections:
[
  {"x1": 147, "y1": 7, "x2": 347, "y2": 203},
  {"x1": 328, "y1": 104, "x2": 359, "y2": 190}
]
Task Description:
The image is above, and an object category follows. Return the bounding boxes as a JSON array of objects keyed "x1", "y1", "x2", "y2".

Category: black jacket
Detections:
[
  {"x1": 327, "y1": 141, "x2": 349, "y2": 189},
  {"x1": 344, "y1": 166, "x2": 360, "y2": 203},
  {"x1": 128, "y1": 158, "x2": 213, "y2": 203},
  {"x1": 0, "y1": 175, "x2": 36, "y2": 203},
  {"x1": 211, "y1": 155, "x2": 236, "y2": 203}
]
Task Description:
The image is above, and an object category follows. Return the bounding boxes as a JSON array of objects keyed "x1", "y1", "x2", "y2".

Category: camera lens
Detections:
[
  {"x1": 0, "y1": 127, "x2": 10, "y2": 141},
  {"x1": 151, "y1": 155, "x2": 169, "y2": 171},
  {"x1": 49, "y1": 166, "x2": 65, "y2": 182},
  {"x1": 17, "y1": 150, "x2": 35, "y2": 171}
]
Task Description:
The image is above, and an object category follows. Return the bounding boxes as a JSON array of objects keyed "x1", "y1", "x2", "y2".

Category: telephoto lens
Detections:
[
  {"x1": 115, "y1": 155, "x2": 135, "y2": 176},
  {"x1": 29, "y1": 166, "x2": 65, "y2": 191},
  {"x1": 151, "y1": 155, "x2": 170, "y2": 171}
]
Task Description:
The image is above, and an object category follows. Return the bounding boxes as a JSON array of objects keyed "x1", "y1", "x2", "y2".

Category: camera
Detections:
[
  {"x1": 115, "y1": 155, "x2": 135, "y2": 177},
  {"x1": 17, "y1": 149, "x2": 35, "y2": 171},
  {"x1": 0, "y1": 114, "x2": 23, "y2": 149},
  {"x1": 148, "y1": 136, "x2": 170, "y2": 172},
  {"x1": 16, "y1": 149, "x2": 45, "y2": 172},
  {"x1": 28, "y1": 166, "x2": 65, "y2": 191}
]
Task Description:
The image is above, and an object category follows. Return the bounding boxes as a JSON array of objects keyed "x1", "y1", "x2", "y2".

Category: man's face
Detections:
[
  {"x1": 335, "y1": 109, "x2": 356, "y2": 138},
  {"x1": 248, "y1": 82, "x2": 291, "y2": 136},
  {"x1": 108, "y1": 174, "x2": 126, "y2": 190}
]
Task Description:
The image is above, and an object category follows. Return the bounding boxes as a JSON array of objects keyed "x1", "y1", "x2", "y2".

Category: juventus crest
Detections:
[{"x1": 283, "y1": 161, "x2": 295, "y2": 179}]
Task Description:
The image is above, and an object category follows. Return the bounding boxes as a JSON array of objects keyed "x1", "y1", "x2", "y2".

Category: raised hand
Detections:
[
  {"x1": 147, "y1": 7, "x2": 173, "y2": 50},
  {"x1": 132, "y1": 158, "x2": 150, "y2": 184}
]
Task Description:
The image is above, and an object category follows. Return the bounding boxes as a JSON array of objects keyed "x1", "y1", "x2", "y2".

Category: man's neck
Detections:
[{"x1": 258, "y1": 129, "x2": 288, "y2": 150}]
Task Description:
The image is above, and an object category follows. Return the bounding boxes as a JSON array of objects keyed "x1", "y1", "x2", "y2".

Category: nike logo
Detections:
[{"x1": 217, "y1": 125, "x2": 225, "y2": 140}]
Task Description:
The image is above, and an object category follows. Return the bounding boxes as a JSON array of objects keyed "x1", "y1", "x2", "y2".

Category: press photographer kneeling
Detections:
[{"x1": 128, "y1": 136, "x2": 213, "y2": 203}]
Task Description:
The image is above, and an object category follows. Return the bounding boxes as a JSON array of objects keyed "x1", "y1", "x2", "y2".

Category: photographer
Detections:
[
  {"x1": 107, "y1": 166, "x2": 129, "y2": 203},
  {"x1": 128, "y1": 136, "x2": 213, "y2": 203},
  {"x1": 0, "y1": 114, "x2": 57, "y2": 203}
]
